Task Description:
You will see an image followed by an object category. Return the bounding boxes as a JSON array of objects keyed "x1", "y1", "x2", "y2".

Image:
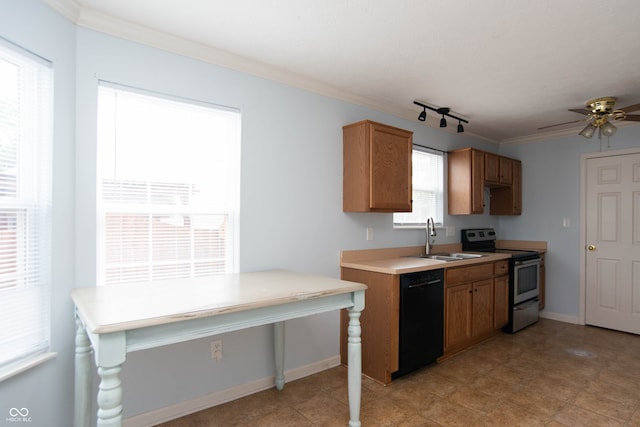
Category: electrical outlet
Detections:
[
  {"x1": 211, "y1": 340, "x2": 223, "y2": 361},
  {"x1": 366, "y1": 227, "x2": 374, "y2": 241},
  {"x1": 446, "y1": 226, "x2": 455, "y2": 237}
]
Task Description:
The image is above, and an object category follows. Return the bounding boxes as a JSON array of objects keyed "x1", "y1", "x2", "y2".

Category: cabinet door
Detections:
[
  {"x1": 500, "y1": 157, "x2": 513, "y2": 185},
  {"x1": 472, "y1": 279, "x2": 494, "y2": 337},
  {"x1": 484, "y1": 152, "x2": 500, "y2": 183},
  {"x1": 471, "y1": 149, "x2": 485, "y2": 213},
  {"x1": 369, "y1": 123, "x2": 412, "y2": 211},
  {"x1": 493, "y1": 275, "x2": 509, "y2": 329},
  {"x1": 445, "y1": 284, "x2": 472, "y2": 351},
  {"x1": 512, "y1": 160, "x2": 522, "y2": 214}
]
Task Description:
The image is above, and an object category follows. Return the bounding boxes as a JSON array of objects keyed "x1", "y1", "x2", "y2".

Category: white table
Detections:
[{"x1": 72, "y1": 270, "x2": 366, "y2": 427}]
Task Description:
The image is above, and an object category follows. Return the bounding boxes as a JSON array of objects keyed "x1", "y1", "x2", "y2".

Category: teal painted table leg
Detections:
[
  {"x1": 74, "y1": 316, "x2": 92, "y2": 427},
  {"x1": 274, "y1": 321, "x2": 285, "y2": 390},
  {"x1": 347, "y1": 291, "x2": 364, "y2": 427},
  {"x1": 95, "y1": 332, "x2": 126, "y2": 427}
]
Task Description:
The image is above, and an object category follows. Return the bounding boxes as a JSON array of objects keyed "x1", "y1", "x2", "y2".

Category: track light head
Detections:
[
  {"x1": 418, "y1": 108, "x2": 426, "y2": 122},
  {"x1": 457, "y1": 121, "x2": 464, "y2": 133},
  {"x1": 439, "y1": 116, "x2": 447, "y2": 128}
]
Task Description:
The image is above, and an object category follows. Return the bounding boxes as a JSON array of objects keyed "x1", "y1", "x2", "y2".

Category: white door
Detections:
[{"x1": 585, "y1": 152, "x2": 640, "y2": 334}]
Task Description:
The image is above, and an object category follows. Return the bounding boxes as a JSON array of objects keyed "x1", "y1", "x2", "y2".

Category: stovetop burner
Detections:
[{"x1": 461, "y1": 228, "x2": 539, "y2": 260}]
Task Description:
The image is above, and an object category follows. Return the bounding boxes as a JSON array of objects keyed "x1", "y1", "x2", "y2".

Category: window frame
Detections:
[
  {"x1": 0, "y1": 37, "x2": 55, "y2": 381},
  {"x1": 393, "y1": 145, "x2": 444, "y2": 229},
  {"x1": 95, "y1": 83, "x2": 241, "y2": 286}
]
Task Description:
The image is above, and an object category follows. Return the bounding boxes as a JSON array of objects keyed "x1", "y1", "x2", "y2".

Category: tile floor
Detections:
[{"x1": 157, "y1": 319, "x2": 640, "y2": 426}]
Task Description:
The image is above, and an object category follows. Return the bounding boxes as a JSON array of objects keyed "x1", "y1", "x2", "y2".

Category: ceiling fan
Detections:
[{"x1": 538, "y1": 97, "x2": 640, "y2": 139}]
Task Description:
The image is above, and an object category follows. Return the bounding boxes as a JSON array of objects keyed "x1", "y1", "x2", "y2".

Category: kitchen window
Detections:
[
  {"x1": 393, "y1": 147, "x2": 443, "y2": 228},
  {"x1": 96, "y1": 83, "x2": 240, "y2": 285},
  {"x1": 0, "y1": 38, "x2": 53, "y2": 379}
]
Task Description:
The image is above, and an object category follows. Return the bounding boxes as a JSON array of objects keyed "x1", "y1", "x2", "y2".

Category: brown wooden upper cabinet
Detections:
[
  {"x1": 484, "y1": 153, "x2": 513, "y2": 186},
  {"x1": 343, "y1": 120, "x2": 413, "y2": 212},
  {"x1": 448, "y1": 147, "x2": 522, "y2": 215},
  {"x1": 448, "y1": 148, "x2": 485, "y2": 214}
]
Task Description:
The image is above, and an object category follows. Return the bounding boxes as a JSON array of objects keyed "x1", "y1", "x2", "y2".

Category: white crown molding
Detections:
[
  {"x1": 501, "y1": 120, "x2": 639, "y2": 145},
  {"x1": 50, "y1": 0, "x2": 628, "y2": 146},
  {"x1": 42, "y1": 0, "x2": 496, "y2": 143},
  {"x1": 41, "y1": 0, "x2": 81, "y2": 22}
]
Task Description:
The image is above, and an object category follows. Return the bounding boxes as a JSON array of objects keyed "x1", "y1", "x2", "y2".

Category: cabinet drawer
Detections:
[
  {"x1": 494, "y1": 260, "x2": 508, "y2": 276},
  {"x1": 446, "y1": 263, "x2": 493, "y2": 285}
]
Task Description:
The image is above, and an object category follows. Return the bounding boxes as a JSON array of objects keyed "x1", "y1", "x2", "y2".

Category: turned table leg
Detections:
[
  {"x1": 94, "y1": 332, "x2": 126, "y2": 427},
  {"x1": 274, "y1": 321, "x2": 285, "y2": 390},
  {"x1": 347, "y1": 293, "x2": 364, "y2": 427},
  {"x1": 97, "y1": 365, "x2": 123, "y2": 427},
  {"x1": 74, "y1": 316, "x2": 93, "y2": 427}
]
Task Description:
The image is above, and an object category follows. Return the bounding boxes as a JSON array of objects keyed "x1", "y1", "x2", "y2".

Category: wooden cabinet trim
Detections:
[{"x1": 446, "y1": 263, "x2": 493, "y2": 285}]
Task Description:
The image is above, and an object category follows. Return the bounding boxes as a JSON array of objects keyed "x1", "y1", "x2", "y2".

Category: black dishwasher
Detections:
[{"x1": 393, "y1": 268, "x2": 444, "y2": 379}]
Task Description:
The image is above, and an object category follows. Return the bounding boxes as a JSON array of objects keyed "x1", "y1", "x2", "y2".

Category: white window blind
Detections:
[
  {"x1": 97, "y1": 84, "x2": 240, "y2": 285},
  {"x1": 0, "y1": 39, "x2": 53, "y2": 373},
  {"x1": 394, "y1": 147, "x2": 443, "y2": 227}
]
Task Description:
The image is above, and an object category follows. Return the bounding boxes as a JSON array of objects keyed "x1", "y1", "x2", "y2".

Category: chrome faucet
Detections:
[{"x1": 426, "y1": 217, "x2": 437, "y2": 254}]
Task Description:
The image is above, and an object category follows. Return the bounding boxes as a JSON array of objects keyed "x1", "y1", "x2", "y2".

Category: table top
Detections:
[{"x1": 72, "y1": 270, "x2": 367, "y2": 334}]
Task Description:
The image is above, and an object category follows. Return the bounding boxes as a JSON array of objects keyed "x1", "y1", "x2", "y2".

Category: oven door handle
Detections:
[{"x1": 514, "y1": 258, "x2": 540, "y2": 267}]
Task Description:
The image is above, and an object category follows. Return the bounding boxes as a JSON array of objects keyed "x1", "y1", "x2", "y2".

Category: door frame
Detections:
[{"x1": 579, "y1": 147, "x2": 640, "y2": 325}]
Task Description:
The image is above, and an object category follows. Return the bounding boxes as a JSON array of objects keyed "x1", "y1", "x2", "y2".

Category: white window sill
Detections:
[
  {"x1": 0, "y1": 352, "x2": 57, "y2": 383},
  {"x1": 393, "y1": 224, "x2": 442, "y2": 230}
]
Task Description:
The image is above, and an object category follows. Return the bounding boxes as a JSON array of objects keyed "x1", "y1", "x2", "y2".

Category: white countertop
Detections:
[{"x1": 72, "y1": 269, "x2": 367, "y2": 334}]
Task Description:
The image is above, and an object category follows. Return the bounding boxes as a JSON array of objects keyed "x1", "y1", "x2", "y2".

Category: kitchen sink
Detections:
[
  {"x1": 449, "y1": 253, "x2": 485, "y2": 259},
  {"x1": 413, "y1": 252, "x2": 486, "y2": 262}
]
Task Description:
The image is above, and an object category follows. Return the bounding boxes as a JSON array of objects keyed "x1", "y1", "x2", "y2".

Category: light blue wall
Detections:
[
  {"x1": 72, "y1": 27, "x2": 497, "y2": 418},
  {"x1": 498, "y1": 126, "x2": 640, "y2": 318},
  {"x1": 6, "y1": 0, "x2": 635, "y2": 424}
]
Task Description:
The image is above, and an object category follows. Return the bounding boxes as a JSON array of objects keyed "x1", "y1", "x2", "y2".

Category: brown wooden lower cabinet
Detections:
[
  {"x1": 340, "y1": 267, "x2": 399, "y2": 385},
  {"x1": 340, "y1": 259, "x2": 511, "y2": 383},
  {"x1": 493, "y1": 274, "x2": 509, "y2": 329},
  {"x1": 443, "y1": 261, "x2": 508, "y2": 358}
]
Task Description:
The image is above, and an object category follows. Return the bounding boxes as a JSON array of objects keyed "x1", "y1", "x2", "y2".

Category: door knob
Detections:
[{"x1": 587, "y1": 245, "x2": 596, "y2": 251}]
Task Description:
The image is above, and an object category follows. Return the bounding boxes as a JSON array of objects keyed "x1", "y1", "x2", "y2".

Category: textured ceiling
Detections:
[{"x1": 45, "y1": 0, "x2": 640, "y2": 143}]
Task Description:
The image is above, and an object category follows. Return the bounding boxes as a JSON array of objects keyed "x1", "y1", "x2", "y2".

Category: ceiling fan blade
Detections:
[
  {"x1": 538, "y1": 118, "x2": 588, "y2": 130},
  {"x1": 619, "y1": 103, "x2": 640, "y2": 113},
  {"x1": 621, "y1": 114, "x2": 640, "y2": 122},
  {"x1": 568, "y1": 108, "x2": 591, "y2": 115}
]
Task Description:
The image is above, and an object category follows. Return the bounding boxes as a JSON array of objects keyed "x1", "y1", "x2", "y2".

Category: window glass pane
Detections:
[
  {"x1": 393, "y1": 147, "x2": 443, "y2": 227},
  {"x1": 0, "y1": 39, "x2": 53, "y2": 371},
  {"x1": 97, "y1": 84, "x2": 240, "y2": 285}
]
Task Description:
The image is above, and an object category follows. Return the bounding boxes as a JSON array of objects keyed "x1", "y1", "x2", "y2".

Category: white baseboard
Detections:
[
  {"x1": 540, "y1": 310, "x2": 580, "y2": 325},
  {"x1": 123, "y1": 355, "x2": 341, "y2": 427}
]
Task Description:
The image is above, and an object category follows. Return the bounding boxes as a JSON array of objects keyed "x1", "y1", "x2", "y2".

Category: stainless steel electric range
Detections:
[{"x1": 461, "y1": 228, "x2": 541, "y2": 333}]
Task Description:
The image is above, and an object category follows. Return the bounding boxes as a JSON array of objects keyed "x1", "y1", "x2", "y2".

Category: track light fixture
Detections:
[
  {"x1": 413, "y1": 100, "x2": 468, "y2": 133},
  {"x1": 418, "y1": 107, "x2": 427, "y2": 122}
]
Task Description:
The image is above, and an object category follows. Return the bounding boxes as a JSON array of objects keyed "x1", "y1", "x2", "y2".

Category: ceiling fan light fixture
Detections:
[
  {"x1": 600, "y1": 121, "x2": 617, "y2": 137},
  {"x1": 579, "y1": 123, "x2": 597, "y2": 139}
]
